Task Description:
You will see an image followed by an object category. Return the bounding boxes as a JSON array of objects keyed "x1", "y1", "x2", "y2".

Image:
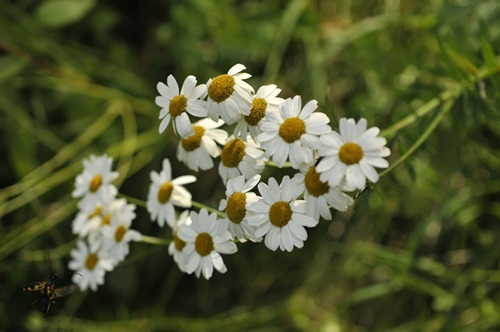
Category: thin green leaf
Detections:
[
  {"x1": 446, "y1": 48, "x2": 479, "y2": 76},
  {"x1": 35, "y1": 0, "x2": 96, "y2": 28},
  {"x1": 481, "y1": 37, "x2": 498, "y2": 73}
]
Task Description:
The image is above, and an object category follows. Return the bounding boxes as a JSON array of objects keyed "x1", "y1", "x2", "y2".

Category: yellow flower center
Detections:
[
  {"x1": 304, "y1": 166, "x2": 330, "y2": 197},
  {"x1": 88, "y1": 175, "x2": 102, "y2": 193},
  {"x1": 226, "y1": 192, "x2": 246, "y2": 224},
  {"x1": 195, "y1": 232, "x2": 214, "y2": 256},
  {"x1": 221, "y1": 138, "x2": 246, "y2": 168},
  {"x1": 339, "y1": 142, "x2": 364, "y2": 165},
  {"x1": 181, "y1": 125, "x2": 205, "y2": 152},
  {"x1": 114, "y1": 225, "x2": 127, "y2": 243},
  {"x1": 101, "y1": 213, "x2": 112, "y2": 226},
  {"x1": 269, "y1": 201, "x2": 292, "y2": 228},
  {"x1": 174, "y1": 230, "x2": 186, "y2": 251},
  {"x1": 279, "y1": 117, "x2": 306, "y2": 143},
  {"x1": 207, "y1": 74, "x2": 235, "y2": 103},
  {"x1": 245, "y1": 98, "x2": 267, "y2": 126},
  {"x1": 158, "y1": 182, "x2": 173, "y2": 204},
  {"x1": 169, "y1": 95, "x2": 188, "y2": 118},
  {"x1": 88, "y1": 206, "x2": 102, "y2": 219},
  {"x1": 85, "y1": 253, "x2": 98, "y2": 270}
]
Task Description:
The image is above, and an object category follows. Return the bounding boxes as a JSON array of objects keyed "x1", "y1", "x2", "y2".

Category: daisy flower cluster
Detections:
[
  {"x1": 146, "y1": 64, "x2": 391, "y2": 279},
  {"x1": 65, "y1": 63, "x2": 391, "y2": 288},
  {"x1": 68, "y1": 154, "x2": 141, "y2": 291}
]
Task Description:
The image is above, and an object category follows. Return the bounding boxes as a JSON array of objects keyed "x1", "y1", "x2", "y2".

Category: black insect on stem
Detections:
[{"x1": 22, "y1": 253, "x2": 80, "y2": 317}]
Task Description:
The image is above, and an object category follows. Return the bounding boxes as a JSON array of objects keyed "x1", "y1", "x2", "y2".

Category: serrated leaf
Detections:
[{"x1": 36, "y1": 0, "x2": 96, "y2": 28}]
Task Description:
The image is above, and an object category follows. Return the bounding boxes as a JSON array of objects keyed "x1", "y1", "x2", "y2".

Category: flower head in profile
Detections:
[
  {"x1": 233, "y1": 84, "x2": 283, "y2": 141},
  {"x1": 178, "y1": 209, "x2": 237, "y2": 279},
  {"x1": 147, "y1": 159, "x2": 196, "y2": 227},
  {"x1": 316, "y1": 118, "x2": 390, "y2": 190},
  {"x1": 168, "y1": 210, "x2": 191, "y2": 272},
  {"x1": 218, "y1": 135, "x2": 266, "y2": 184},
  {"x1": 295, "y1": 166, "x2": 354, "y2": 220},
  {"x1": 156, "y1": 75, "x2": 207, "y2": 138},
  {"x1": 206, "y1": 64, "x2": 254, "y2": 125},
  {"x1": 101, "y1": 201, "x2": 141, "y2": 265},
  {"x1": 218, "y1": 175, "x2": 262, "y2": 242},
  {"x1": 247, "y1": 176, "x2": 317, "y2": 252},
  {"x1": 68, "y1": 240, "x2": 114, "y2": 292},
  {"x1": 177, "y1": 118, "x2": 228, "y2": 172},
  {"x1": 72, "y1": 154, "x2": 118, "y2": 211},
  {"x1": 257, "y1": 95, "x2": 331, "y2": 169}
]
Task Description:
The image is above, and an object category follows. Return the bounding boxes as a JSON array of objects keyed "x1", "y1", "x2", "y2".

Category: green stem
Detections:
[
  {"x1": 361, "y1": 65, "x2": 499, "y2": 196},
  {"x1": 191, "y1": 200, "x2": 226, "y2": 218},
  {"x1": 381, "y1": 88, "x2": 460, "y2": 139},
  {"x1": 140, "y1": 235, "x2": 170, "y2": 246},
  {"x1": 381, "y1": 66, "x2": 497, "y2": 140},
  {"x1": 117, "y1": 193, "x2": 225, "y2": 219},
  {"x1": 379, "y1": 98, "x2": 454, "y2": 178},
  {"x1": 117, "y1": 193, "x2": 147, "y2": 208}
]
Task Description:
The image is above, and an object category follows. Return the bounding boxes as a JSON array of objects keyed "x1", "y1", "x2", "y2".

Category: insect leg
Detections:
[{"x1": 24, "y1": 295, "x2": 44, "y2": 308}]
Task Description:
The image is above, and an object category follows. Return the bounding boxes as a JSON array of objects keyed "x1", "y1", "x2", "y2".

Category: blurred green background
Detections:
[{"x1": 1, "y1": 0, "x2": 499, "y2": 331}]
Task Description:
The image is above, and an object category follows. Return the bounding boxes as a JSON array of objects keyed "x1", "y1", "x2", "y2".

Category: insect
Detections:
[{"x1": 22, "y1": 254, "x2": 79, "y2": 316}]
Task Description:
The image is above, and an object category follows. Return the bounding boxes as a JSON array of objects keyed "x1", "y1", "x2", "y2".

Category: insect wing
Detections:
[{"x1": 54, "y1": 284, "x2": 76, "y2": 298}]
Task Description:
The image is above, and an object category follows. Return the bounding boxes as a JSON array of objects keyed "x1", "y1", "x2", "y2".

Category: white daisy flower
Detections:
[
  {"x1": 295, "y1": 166, "x2": 354, "y2": 220},
  {"x1": 68, "y1": 240, "x2": 114, "y2": 292},
  {"x1": 72, "y1": 154, "x2": 118, "y2": 211},
  {"x1": 316, "y1": 118, "x2": 391, "y2": 190},
  {"x1": 206, "y1": 64, "x2": 254, "y2": 125},
  {"x1": 168, "y1": 210, "x2": 191, "y2": 272},
  {"x1": 257, "y1": 95, "x2": 331, "y2": 169},
  {"x1": 147, "y1": 158, "x2": 196, "y2": 228},
  {"x1": 247, "y1": 176, "x2": 318, "y2": 252},
  {"x1": 177, "y1": 118, "x2": 228, "y2": 172},
  {"x1": 233, "y1": 84, "x2": 283, "y2": 141},
  {"x1": 178, "y1": 208, "x2": 237, "y2": 280},
  {"x1": 217, "y1": 175, "x2": 262, "y2": 242},
  {"x1": 156, "y1": 75, "x2": 207, "y2": 138},
  {"x1": 72, "y1": 197, "x2": 124, "y2": 242},
  {"x1": 218, "y1": 135, "x2": 266, "y2": 184},
  {"x1": 101, "y1": 201, "x2": 141, "y2": 265}
]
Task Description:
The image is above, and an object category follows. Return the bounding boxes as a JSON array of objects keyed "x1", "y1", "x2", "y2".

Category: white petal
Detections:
[
  {"x1": 167, "y1": 75, "x2": 180, "y2": 96},
  {"x1": 181, "y1": 75, "x2": 197, "y2": 96},
  {"x1": 211, "y1": 251, "x2": 226, "y2": 272},
  {"x1": 281, "y1": 226, "x2": 294, "y2": 252},
  {"x1": 172, "y1": 175, "x2": 197, "y2": 185},
  {"x1": 264, "y1": 227, "x2": 279, "y2": 251},
  {"x1": 299, "y1": 99, "x2": 318, "y2": 119},
  {"x1": 159, "y1": 115, "x2": 171, "y2": 134},
  {"x1": 228, "y1": 64, "x2": 246, "y2": 76}
]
